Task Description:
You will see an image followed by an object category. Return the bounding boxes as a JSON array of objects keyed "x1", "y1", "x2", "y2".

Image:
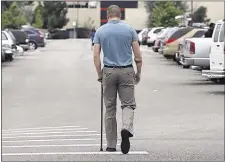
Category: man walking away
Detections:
[
  {"x1": 205, "y1": 23, "x2": 215, "y2": 38},
  {"x1": 93, "y1": 5, "x2": 142, "y2": 154}
]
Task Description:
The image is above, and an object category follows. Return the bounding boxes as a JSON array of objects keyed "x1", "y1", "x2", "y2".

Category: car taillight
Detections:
[
  {"x1": 165, "y1": 38, "x2": 176, "y2": 45},
  {"x1": 190, "y1": 41, "x2": 195, "y2": 54},
  {"x1": 224, "y1": 44, "x2": 225, "y2": 54}
]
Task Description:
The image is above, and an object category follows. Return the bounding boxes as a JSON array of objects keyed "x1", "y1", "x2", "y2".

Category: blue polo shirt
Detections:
[{"x1": 93, "y1": 20, "x2": 138, "y2": 66}]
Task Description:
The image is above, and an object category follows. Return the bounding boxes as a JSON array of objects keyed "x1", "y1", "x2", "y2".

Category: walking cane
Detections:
[{"x1": 100, "y1": 83, "x2": 103, "y2": 151}]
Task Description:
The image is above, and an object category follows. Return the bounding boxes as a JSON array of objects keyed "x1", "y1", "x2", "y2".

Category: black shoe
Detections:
[
  {"x1": 106, "y1": 147, "x2": 116, "y2": 152},
  {"x1": 121, "y1": 129, "x2": 131, "y2": 154}
]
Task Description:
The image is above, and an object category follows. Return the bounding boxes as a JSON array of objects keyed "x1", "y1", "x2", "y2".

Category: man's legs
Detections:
[
  {"x1": 118, "y1": 67, "x2": 136, "y2": 154},
  {"x1": 102, "y1": 68, "x2": 118, "y2": 149}
]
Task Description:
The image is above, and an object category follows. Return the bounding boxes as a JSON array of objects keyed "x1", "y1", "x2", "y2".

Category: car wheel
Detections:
[
  {"x1": 147, "y1": 43, "x2": 151, "y2": 47},
  {"x1": 172, "y1": 56, "x2": 177, "y2": 62},
  {"x1": 9, "y1": 55, "x2": 13, "y2": 61},
  {"x1": 5, "y1": 54, "x2": 13, "y2": 61},
  {"x1": 218, "y1": 78, "x2": 225, "y2": 84},
  {"x1": 29, "y1": 42, "x2": 37, "y2": 50},
  {"x1": 212, "y1": 78, "x2": 225, "y2": 84},
  {"x1": 176, "y1": 60, "x2": 181, "y2": 65},
  {"x1": 153, "y1": 48, "x2": 158, "y2": 52},
  {"x1": 2, "y1": 54, "x2": 6, "y2": 62},
  {"x1": 182, "y1": 65, "x2": 190, "y2": 69}
]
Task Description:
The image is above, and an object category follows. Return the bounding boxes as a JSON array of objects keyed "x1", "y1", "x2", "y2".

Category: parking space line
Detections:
[
  {"x1": 2, "y1": 138, "x2": 103, "y2": 143},
  {"x1": 2, "y1": 131, "x2": 97, "y2": 136},
  {"x1": 2, "y1": 134, "x2": 105, "y2": 139},
  {"x1": 2, "y1": 128, "x2": 88, "y2": 134},
  {"x1": 2, "y1": 143, "x2": 123, "y2": 148},
  {"x1": 2, "y1": 125, "x2": 81, "y2": 132},
  {"x1": 2, "y1": 151, "x2": 149, "y2": 156}
]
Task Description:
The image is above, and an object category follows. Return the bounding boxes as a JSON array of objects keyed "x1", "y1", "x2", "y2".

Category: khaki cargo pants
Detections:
[{"x1": 102, "y1": 67, "x2": 136, "y2": 149}]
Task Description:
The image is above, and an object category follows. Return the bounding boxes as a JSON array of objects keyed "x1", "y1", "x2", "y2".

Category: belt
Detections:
[{"x1": 104, "y1": 64, "x2": 133, "y2": 68}]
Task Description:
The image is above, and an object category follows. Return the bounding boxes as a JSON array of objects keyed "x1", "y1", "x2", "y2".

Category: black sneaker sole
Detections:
[
  {"x1": 121, "y1": 129, "x2": 130, "y2": 154},
  {"x1": 106, "y1": 147, "x2": 117, "y2": 152}
]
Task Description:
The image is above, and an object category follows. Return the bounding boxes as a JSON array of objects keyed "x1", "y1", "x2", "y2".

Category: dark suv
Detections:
[
  {"x1": 21, "y1": 28, "x2": 45, "y2": 50},
  {"x1": 10, "y1": 30, "x2": 29, "y2": 51}
]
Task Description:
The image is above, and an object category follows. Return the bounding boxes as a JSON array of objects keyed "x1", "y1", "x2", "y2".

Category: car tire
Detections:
[
  {"x1": 29, "y1": 41, "x2": 38, "y2": 50},
  {"x1": 211, "y1": 78, "x2": 225, "y2": 84},
  {"x1": 218, "y1": 78, "x2": 225, "y2": 84},
  {"x1": 172, "y1": 56, "x2": 177, "y2": 62},
  {"x1": 176, "y1": 60, "x2": 181, "y2": 65},
  {"x1": 147, "y1": 43, "x2": 151, "y2": 47},
  {"x1": 9, "y1": 55, "x2": 13, "y2": 61},
  {"x1": 5, "y1": 54, "x2": 13, "y2": 61},
  {"x1": 182, "y1": 65, "x2": 190, "y2": 69},
  {"x1": 2, "y1": 54, "x2": 6, "y2": 62}
]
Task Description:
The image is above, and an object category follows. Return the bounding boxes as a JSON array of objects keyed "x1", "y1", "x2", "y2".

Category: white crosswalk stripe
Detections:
[{"x1": 2, "y1": 125, "x2": 149, "y2": 158}]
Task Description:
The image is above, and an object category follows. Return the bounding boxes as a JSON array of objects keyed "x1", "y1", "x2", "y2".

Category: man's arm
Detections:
[
  {"x1": 130, "y1": 28, "x2": 142, "y2": 75},
  {"x1": 132, "y1": 41, "x2": 142, "y2": 75},
  {"x1": 93, "y1": 30, "x2": 102, "y2": 81},
  {"x1": 93, "y1": 44, "x2": 102, "y2": 79}
]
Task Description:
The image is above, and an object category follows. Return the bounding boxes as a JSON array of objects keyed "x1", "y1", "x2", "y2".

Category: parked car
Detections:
[
  {"x1": 2, "y1": 45, "x2": 14, "y2": 62},
  {"x1": 21, "y1": 28, "x2": 45, "y2": 49},
  {"x1": 179, "y1": 37, "x2": 211, "y2": 69},
  {"x1": 162, "y1": 27, "x2": 206, "y2": 60},
  {"x1": 152, "y1": 28, "x2": 171, "y2": 52},
  {"x1": 2, "y1": 30, "x2": 17, "y2": 50},
  {"x1": 147, "y1": 27, "x2": 164, "y2": 47},
  {"x1": 138, "y1": 28, "x2": 151, "y2": 45},
  {"x1": 202, "y1": 19, "x2": 225, "y2": 83},
  {"x1": 10, "y1": 30, "x2": 29, "y2": 51},
  {"x1": 176, "y1": 29, "x2": 207, "y2": 63},
  {"x1": 158, "y1": 27, "x2": 180, "y2": 54}
]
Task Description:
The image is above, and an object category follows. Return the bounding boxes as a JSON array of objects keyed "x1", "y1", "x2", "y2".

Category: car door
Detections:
[{"x1": 210, "y1": 22, "x2": 224, "y2": 71}]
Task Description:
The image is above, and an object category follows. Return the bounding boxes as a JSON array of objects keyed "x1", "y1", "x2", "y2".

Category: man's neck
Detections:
[{"x1": 108, "y1": 17, "x2": 120, "y2": 21}]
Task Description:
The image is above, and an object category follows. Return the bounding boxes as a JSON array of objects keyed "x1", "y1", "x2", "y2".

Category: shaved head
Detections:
[{"x1": 107, "y1": 5, "x2": 121, "y2": 19}]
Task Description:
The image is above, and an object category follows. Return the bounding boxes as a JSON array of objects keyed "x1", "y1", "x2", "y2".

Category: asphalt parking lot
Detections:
[{"x1": 2, "y1": 39, "x2": 224, "y2": 161}]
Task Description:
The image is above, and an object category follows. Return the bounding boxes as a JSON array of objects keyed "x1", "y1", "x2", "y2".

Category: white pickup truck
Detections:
[
  {"x1": 202, "y1": 19, "x2": 224, "y2": 83},
  {"x1": 179, "y1": 37, "x2": 212, "y2": 69}
]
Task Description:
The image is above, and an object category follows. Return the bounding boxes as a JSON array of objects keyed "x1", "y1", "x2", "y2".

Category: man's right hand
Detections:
[{"x1": 135, "y1": 73, "x2": 141, "y2": 85}]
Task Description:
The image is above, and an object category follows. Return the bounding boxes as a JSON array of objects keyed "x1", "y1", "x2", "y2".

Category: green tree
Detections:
[
  {"x1": 144, "y1": 1, "x2": 156, "y2": 27},
  {"x1": 42, "y1": 2, "x2": 69, "y2": 30},
  {"x1": 32, "y1": 2, "x2": 44, "y2": 28},
  {"x1": 192, "y1": 6, "x2": 210, "y2": 23},
  {"x1": 145, "y1": 1, "x2": 186, "y2": 27},
  {"x1": 2, "y1": 2, "x2": 27, "y2": 29},
  {"x1": 150, "y1": 2, "x2": 182, "y2": 27}
]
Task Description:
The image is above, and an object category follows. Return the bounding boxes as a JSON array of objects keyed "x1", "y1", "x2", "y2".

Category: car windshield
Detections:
[
  {"x1": 8, "y1": 31, "x2": 16, "y2": 41},
  {"x1": 164, "y1": 27, "x2": 179, "y2": 39},
  {"x1": 11, "y1": 30, "x2": 28, "y2": 43},
  {"x1": 2, "y1": 32, "x2": 7, "y2": 40},
  {"x1": 192, "y1": 30, "x2": 206, "y2": 38}
]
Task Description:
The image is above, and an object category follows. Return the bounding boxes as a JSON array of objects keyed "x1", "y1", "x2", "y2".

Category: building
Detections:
[
  {"x1": 64, "y1": 1, "x2": 147, "y2": 30},
  {"x1": 63, "y1": 1, "x2": 225, "y2": 30}
]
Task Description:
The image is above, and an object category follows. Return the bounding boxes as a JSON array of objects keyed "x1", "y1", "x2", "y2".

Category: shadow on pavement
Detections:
[
  {"x1": 204, "y1": 91, "x2": 225, "y2": 96},
  {"x1": 1, "y1": 63, "x2": 14, "y2": 67},
  {"x1": 177, "y1": 81, "x2": 223, "y2": 86}
]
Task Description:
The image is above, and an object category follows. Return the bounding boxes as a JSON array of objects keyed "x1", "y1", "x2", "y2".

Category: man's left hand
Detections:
[{"x1": 97, "y1": 73, "x2": 103, "y2": 82}]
